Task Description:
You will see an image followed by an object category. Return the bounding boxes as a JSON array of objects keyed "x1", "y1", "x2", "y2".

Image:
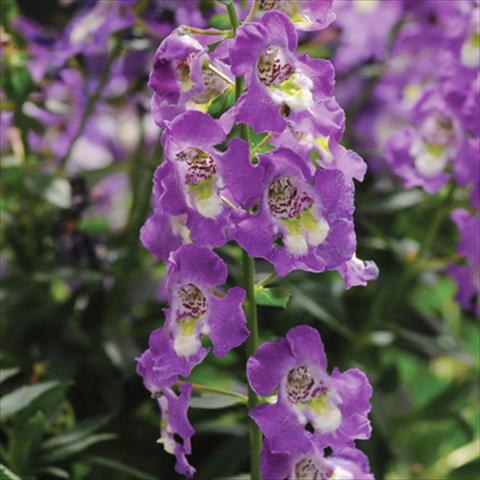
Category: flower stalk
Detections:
[{"x1": 226, "y1": 2, "x2": 262, "y2": 478}]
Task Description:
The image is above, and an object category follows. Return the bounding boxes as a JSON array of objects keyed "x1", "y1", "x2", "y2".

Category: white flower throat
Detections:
[
  {"x1": 268, "y1": 177, "x2": 329, "y2": 256},
  {"x1": 175, "y1": 147, "x2": 222, "y2": 218}
]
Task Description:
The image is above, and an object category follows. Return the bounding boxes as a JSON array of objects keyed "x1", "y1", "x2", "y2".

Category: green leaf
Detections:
[
  {"x1": 0, "y1": 381, "x2": 60, "y2": 421},
  {"x1": 361, "y1": 190, "x2": 425, "y2": 214},
  {"x1": 38, "y1": 467, "x2": 70, "y2": 479},
  {"x1": 88, "y1": 456, "x2": 157, "y2": 480},
  {"x1": 0, "y1": 464, "x2": 21, "y2": 480},
  {"x1": 42, "y1": 414, "x2": 112, "y2": 450},
  {"x1": 41, "y1": 434, "x2": 116, "y2": 463},
  {"x1": 0, "y1": 367, "x2": 20, "y2": 384},
  {"x1": 255, "y1": 286, "x2": 291, "y2": 309},
  {"x1": 10, "y1": 410, "x2": 47, "y2": 474},
  {"x1": 189, "y1": 394, "x2": 244, "y2": 410},
  {"x1": 207, "y1": 90, "x2": 236, "y2": 119}
]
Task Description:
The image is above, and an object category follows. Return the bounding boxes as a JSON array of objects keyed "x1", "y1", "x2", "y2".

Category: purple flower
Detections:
[
  {"x1": 448, "y1": 209, "x2": 480, "y2": 318},
  {"x1": 156, "y1": 384, "x2": 196, "y2": 478},
  {"x1": 248, "y1": 326, "x2": 372, "y2": 454},
  {"x1": 229, "y1": 11, "x2": 338, "y2": 134},
  {"x1": 253, "y1": 0, "x2": 336, "y2": 32},
  {"x1": 25, "y1": 69, "x2": 86, "y2": 161},
  {"x1": 152, "y1": 110, "x2": 263, "y2": 248},
  {"x1": 234, "y1": 148, "x2": 355, "y2": 276},
  {"x1": 149, "y1": 29, "x2": 232, "y2": 129},
  {"x1": 271, "y1": 115, "x2": 367, "y2": 182},
  {"x1": 337, "y1": 255, "x2": 379, "y2": 290},
  {"x1": 261, "y1": 439, "x2": 374, "y2": 480},
  {"x1": 385, "y1": 91, "x2": 463, "y2": 194},
  {"x1": 333, "y1": 0, "x2": 403, "y2": 73},
  {"x1": 136, "y1": 351, "x2": 196, "y2": 478},
  {"x1": 52, "y1": 1, "x2": 135, "y2": 67},
  {"x1": 12, "y1": 16, "x2": 58, "y2": 82},
  {"x1": 162, "y1": 245, "x2": 249, "y2": 370}
]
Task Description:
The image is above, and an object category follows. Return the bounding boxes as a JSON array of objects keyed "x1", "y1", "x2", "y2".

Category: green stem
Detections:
[
  {"x1": 242, "y1": 252, "x2": 262, "y2": 480},
  {"x1": 176, "y1": 381, "x2": 248, "y2": 402},
  {"x1": 245, "y1": 0, "x2": 261, "y2": 23},
  {"x1": 59, "y1": 35, "x2": 123, "y2": 169},
  {"x1": 225, "y1": 0, "x2": 241, "y2": 36},
  {"x1": 226, "y1": 2, "x2": 261, "y2": 477},
  {"x1": 185, "y1": 26, "x2": 229, "y2": 36}
]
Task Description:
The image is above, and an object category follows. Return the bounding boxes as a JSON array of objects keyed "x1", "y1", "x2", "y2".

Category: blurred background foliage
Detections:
[{"x1": 0, "y1": 0, "x2": 478, "y2": 479}]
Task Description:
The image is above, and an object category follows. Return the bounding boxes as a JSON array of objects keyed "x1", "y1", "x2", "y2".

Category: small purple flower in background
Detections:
[
  {"x1": 234, "y1": 148, "x2": 355, "y2": 276},
  {"x1": 385, "y1": 91, "x2": 464, "y2": 194},
  {"x1": 149, "y1": 29, "x2": 232, "y2": 129},
  {"x1": 448, "y1": 209, "x2": 480, "y2": 318},
  {"x1": 333, "y1": 0, "x2": 403, "y2": 73},
  {"x1": 229, "y1": 11, "x2": 338, "y2": 134},
  {"x1": 261, "y1": 439, "x2": 374, "y2": 480},
  {"x1": 24, "y1": 68, "x2": 86, "y2": 161},
  {"x1": 53, "y1": 0, "x2": 135, "y2": 67},
  {"x1": 163, "y1": 244, "x2": 249, "y2": 361},
  {"x1": 248, "y1": 326, "x2": 372, "y2": 454},
  {"x1": 151, "y1": 110, "x2": 263, "y2": 247},
  {"x1": 337, "y1": 255, "x2": 379, "y2": 290},
  {"x1": 136, "y1": 352, "x2": 196, "y2": 477},
  {"x1": 251, "y1": 0, "x2": 336, "y2": 32}
]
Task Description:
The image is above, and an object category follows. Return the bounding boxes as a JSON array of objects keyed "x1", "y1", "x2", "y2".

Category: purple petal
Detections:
[
  {"x1": 167, "y1": 244, "x2": 228, "y2": 288},
  {"x1": 247, "y1": 336, "x2": 294, "y2": 396},
  {"x1": 286, "y1": 325, "x2": 328, "y2": 371},
  {"x1": 165, "y1": 110, "x2": 226, "y2": 155},
  {"x1": 217, "y1": 138, "x2": 265, "y2": 209},
  {"x1": 140, "y1": 210, "x2": 185, "y2": 262},
  {"x1": 150, "y1": 327, "x2": 208, "y2": 381},
  {"x1": 260, "y1": 439, "x2": 292, "y2": 480},
  {"x1": 208, "y1": 287, "x2": 249, "y2": 357},
  {"x1": 337, "y1": 257, "x2": 379, "y2": 289},
  {"x1": 250, "y1": 402, "x2": 311, "y2": 454}
]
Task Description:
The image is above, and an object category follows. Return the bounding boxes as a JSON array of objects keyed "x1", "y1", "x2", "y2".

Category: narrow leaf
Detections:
[
  {"x1": 0, "y1": 381, "x2": 60, "y2": 421},
  {"x1": 0, "y1": 368, "x2": 20, "y2": 384},
  {"x1": 88, "y1": 456, "x2": 157, "y2": 480},
  {"x1": 42, "y1": 414, "x2": 112, "y2": 450},
  {"x1": 41, "y1": 434, "x2": 116, "y2": 463},
  {"x1": 38, "y1": 467, "x2": 70, "y2": 479},
  {"x1": 11, "y1": 410, "x2": 47, "y2": 474},
  {"x1": 0, "y1": 464, "x2": 21, "y2": 480},
  {"x1": 255, "y1": 287, "x2": 291, "y2": 309},
  {"x1": 189, "y1": 394, "x2": 244, "y2": 410}
]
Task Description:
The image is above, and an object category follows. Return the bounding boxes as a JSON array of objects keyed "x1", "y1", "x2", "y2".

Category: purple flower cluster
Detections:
[
  {"x1": 142, "y1": 9, "x2": 378, "y2": 280},
  {"x1": 249, "y1": 326, "x2": 373, "y2": 478},
  {"x1": 334, "y1": 0, "x2": 479, "y2": 316},
  {"x1": 136, "y1": 2, "x2": 377, "y2": 477},
  {"x1": 344, "y1": 0, "x2": 479, "y2": 204}
]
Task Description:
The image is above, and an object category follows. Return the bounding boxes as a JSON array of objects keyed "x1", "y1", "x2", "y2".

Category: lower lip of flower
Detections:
[
  {"x1": 268, "y1": 177, "x2": 329, "y2": 256},
  {"x1": 294, "y1": 456, "x2": 334, "y2": 480},
  {"x1": 173, "y1": 283, "x2": 208, "y2": 357},
  {"x1": 176, "y1": 147, "x2": 223, "y2": 218},
  {"x1": 285, "y1": 365, "x2": 342, "y2": 434}
]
